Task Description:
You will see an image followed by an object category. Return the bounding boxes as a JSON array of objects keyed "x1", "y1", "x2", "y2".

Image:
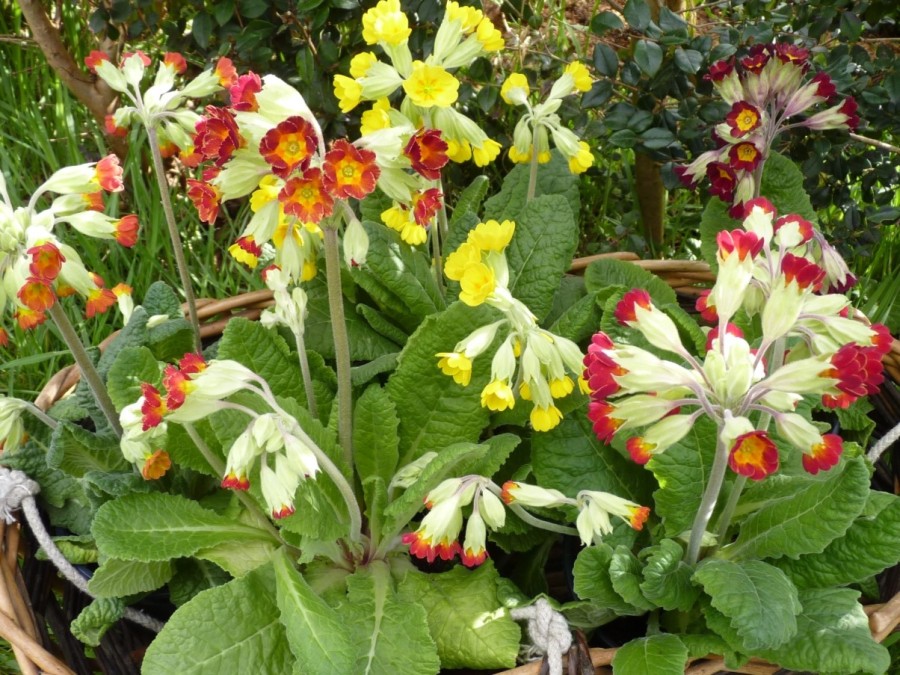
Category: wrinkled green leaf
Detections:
[
  {"x1": 639, "y1": 539, "x2": 699, "y2": 611},
  {"x1": 353, "y1": 384, "x2": 400, "y2": 486},
  {"x1": 573, "y1": 544, "x2": 646, "y2": 615},
  {"x1": 47, "y1": 423, "x2": 128, "y2": 478},
  {"x1": 106, "y1": 346, "x2": 161, "y2": 411},
  {"x1": 483, "y1": 151, "x2": 580, "y2": 224},
  {"x1": 584, "y1": 257, "x2": 677, "y2": 306},
  {"x1": 610, "y1": 546, "x2": 655, "y2": 611},
  {"x1": 612, "y1": 634, "x2": 688, "y2": 675},
  {"x1": 216, "y1": 318, "x2": 305, "y2": 401},
  {"x1": 88, "y1": 558, "x2": 172, "y2": 598},
  {"x1": 71, "y1": 597, "x2": 124, "y2": 647}
]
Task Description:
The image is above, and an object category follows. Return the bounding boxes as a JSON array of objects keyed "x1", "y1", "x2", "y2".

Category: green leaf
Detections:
[
  {"x1": 639, "y1": 539, "x2": 700, "y2": 611},
  {"x1": 44, "y1": 535, "x2": 97, "y2": 565},
  {"x1": 273, "y1": 549, "x2": 354, "y2": 673},
  {"x1": 398, "y1": 563, "x2": 520, "y2": 670},
  {"x1": 623, "y1": 0, "x2": 651, "y2": 31},
  {"x1": 0, "y1": 442, "x2": 81, "y2": 509},
  {"x1": 353, "y1": 384, "x2": 400, "y2": 486},
  {"x1": 674, "y1": 47, "x2": 703, "y2": 74},
  {"x1": 634, "y1": 40, "x2": 663, "y2": 76},
  {"x1": 386, "y1": 302, "x2": 495, "y2": 465},
  {"x1": 774, "y1": 490, "x2": 900, "y2": 589},
  {"x1": 572, "y1": 544, "x2": 646, "y2": 615},
  {"x1": 168, "y1": 559, "x2": 230, "y2": 607},
  {"x1": 658, "y1": 7, "x2": 687, "y2": 32},
  {"x1": 591, "y1": 10, "x2": 624, "y2": 35},
  {"x1": 483, "y1": 151, "x2": 580, "y2": 224},
  {"x1": 147, "y1": 317, "x2": 195, "y2": 363},
  {"x1": 47, "y1": 423, "x2": 128, "y2": 478},
  {"x1": 584, "y1": 258, "x2": 677, "y2": 306},
  {"x1": 724, "y1": 457, "x2": 869, "y2": 560},
  {"x1": 548, "y1": 289, "x2": 602, "y2": 343},
  {"x1": 191, "y1": 12, "x2": 213, "y2": 48},
  {"x1": 699, "y1": 152, "x2": 816, "y2": 268},
  {"x1": 143, "y1": 563, "x2": 293, "y2": 675},
  {"x1": 505, "y1": 195, "x2": 579, "y2": 322},
  {"x1": 106, "y1": 346, "x2": 160, "y2": 411},
  {"x1": 92, "y1": 493, "x2": 276, "y2": 562},
  {"x1": 692, "y1": 559, "x2": 800, "y2": 651},
  {"x1": 71, "y1": 598, "x2": 124, "y2": 647},
  {"x1": 142, "y1": 281, "x2": 183, "y2": 319},
  {"x1": 87, "y1": 558, "x2": 172, "y2": 598},
  {"x1": 835, "y1": 397, "x2": 877, "y2": 447},
  {"x1": 351, "y1": 352, "x2": 399, "y2": 387},
  {"x1": 357, "y1": 304, "x2": 409, "y2": 344},
  {"x1": 532, "y1": 414, "x2": 654, "y2": 503},
  {"x1": 95, "y1": 307, "x2": 149, "y2": 381},
  {"x1": 342, "y1": 562, "x2": 440, "y2": 674},
  {"x1": 647, "y1": 416, "x2": 720, "y2": 536},
  {"x1": 450, "y1": 175, "x2": 489, "y2": 228},
  {"x1": 194, "y1": 535, "x2": 279, "y2": 578},
  {"x1": 363, "y1": 221, "x2": 446, "y2": 321},
  {"x1": 216, "y1": 318, "x2": 305, "y2": 401},
  {"x1": 612, "y1": 634, "x2": 688, "y2": 675},
  {"x1": 593, "y1": 43, "x2": 619, "y2": 77},
  {"x1": 756, "y1": 588, "x2": 889, "y2": 674},
  {"x1": 609, "y1": 546, "x2": 655, "y2": 611},
  {"x1": 839, "y1": 11, "x2": 863, "y2": 41}
]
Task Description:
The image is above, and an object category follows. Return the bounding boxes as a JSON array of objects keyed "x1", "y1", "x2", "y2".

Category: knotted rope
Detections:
[{"x1": 509, "y1": 598, "x2": 573, "y2": 675}]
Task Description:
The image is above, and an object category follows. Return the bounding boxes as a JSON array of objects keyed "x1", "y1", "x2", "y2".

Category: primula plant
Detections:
[{"x1": 1, "y1": 4, "x2": 898, "y2": 674}]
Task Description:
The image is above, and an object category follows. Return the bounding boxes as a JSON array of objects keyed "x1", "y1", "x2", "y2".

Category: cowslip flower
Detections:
[{"x1": 575, "y1": 490, "x2": 650, "y2": 545}]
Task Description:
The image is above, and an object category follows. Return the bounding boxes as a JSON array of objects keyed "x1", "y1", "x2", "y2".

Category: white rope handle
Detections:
[
  {"x1": 867, "y1": 420, "x2": 900, "y2": 464},
  {"x1": 509, "y1": 598, "x2": 573, "y2": 675}
]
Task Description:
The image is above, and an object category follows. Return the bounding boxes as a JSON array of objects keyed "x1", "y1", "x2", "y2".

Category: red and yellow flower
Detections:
[
  {"x1": 259, "y1": 116, "x2": 318, "y2": 178},
  {"x1": 322, "y1": 139, "x2": 379, "y2": 200}
]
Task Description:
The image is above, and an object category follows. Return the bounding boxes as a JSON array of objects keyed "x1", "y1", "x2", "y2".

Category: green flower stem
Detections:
[
  {"x1": 526, "y1": 133, "x2": 540, "y2": 202},
  {"x1": 47, "y1": 303, "x2": 122, "y2": 438},
  {"x1": 507, "y1": 503, "x2": 580, "y2": 537},
  {"x1": 25, "y1": 402, "x2": 58, "y2": 430},
  {"x1": 145, "y1": 124, "x2": 202, "y2": 352},
  {"x1": 432, "y1": 196, "x2": 446, "y2": 299},
  {"x1": 293, "y1": 330, "x2": 318, "y2": 419},
  {"x1": 322, "y1": 223, "x2": 354, "y2": 468},
  {"x1": 686, "y1": 431, "x2": 729, "y2": 565},
  {"x1": 183, "y1": 423, "x2": 284, "y2": 544}
]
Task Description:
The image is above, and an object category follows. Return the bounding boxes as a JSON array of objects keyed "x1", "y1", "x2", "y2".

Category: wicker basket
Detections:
[{"x1": 6, "y1": 263, "x2": 900, "y2": 674}]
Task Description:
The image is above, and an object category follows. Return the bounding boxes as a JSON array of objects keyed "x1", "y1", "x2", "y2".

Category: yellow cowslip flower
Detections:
[
  {"x1": 350, "y1": 51, "x2": 379, "y2": 79},
  {"x1": 446, "y1": 1, "x2": 483, "y2": 32},
  {"x1": 444, "y1": 241, "x2": 482, "y2": 281},
  {"x1": 381, "y1": 204, "x2": 409, "y2": 232},
  {"x1": 333, "y1": 75, "x2": 362, "y2": 113},
  {"x1": 577, "y1": 375, "x2": 591, "y2": 395},
  {"x1": 250, "y1": 175, "x2": 281, "y2": 212},
  {"x1": 403, "y1": 62, "x2": 459, "y2": 108},
  {"x1": 436, "y1": 351, "x2": 473, "y2": 386},
  {"x1": 468, "y1": 219, "x2": 515, "y2": 252},
  {"x1": 508, "y1": 145, "x2": 531, "y2": 164},
  {"x1": 446, "y1": 138, "x2": 472, "y2": 162},
  {"x1": 473, "y1": 139, "x2": 502, "y2": 166},
  {"x1": 501, "y1": 73, "x2": 530, "y2": 106},
  {"x1": 531, "y1": 404, "x2": 563, "y2": 432},
  {"x1": 301, "y1": 259, "x2": 317, "y2": 281},
  {"x1": 565, "y1": 62, "x2": 593, "y2": 93},
  {"x1": 550, "y1": 376, "x2": 575, "y2": 399},
  {"x1": 459, "y1": 262, "x2": 495, "y2": 306},
  {"x1": 362, "y1": 0, "x2": 411, "y2": 46},
  {"x1": 519, "y1": 380, "x2": 531, "y2": 400},
  {"x1": 481, "y1": 379, "x2": 515, "y2": 411},
  {"x1": 361, "y1": 98, "x2": 393, "y2": 135},
  {"x1": 400, "y1": 220, "x2": 428, "y2": 246},
  {"x1": 476, "y1": 18, "x2": 505, "y2": 51},
  {"x1": 568, "y1": 141, "x2": 594, "y2": 174}
]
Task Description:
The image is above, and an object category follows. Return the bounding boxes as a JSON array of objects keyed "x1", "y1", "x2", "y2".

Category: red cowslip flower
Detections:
[
  {"x1": 229, "y1": 235, "x2": 263, "y2": 268},
  {"x1": 272, "y1": 504, "x2": 296, "y2": 520},
  {"x1": 163, "y1": 364, "x2": 191, "y2": 410},
  {"x1": 821, "y1": 343, "x2": 885, "y2": 408},
  {"x1": 142, "y1": 450, "x2": 172, "y2": 480},
  {"x1": 740, "y1": 45, "x2": 770, "y2": 74},
  {"x1": 85, "y1": 282, "x2": 117, "y2": 318},
  {"x1": 706, "y1": 162, "x2": 737, "y2": 201},
  {"x1": 215, "y1": 57, "x2": 238, "y2": 88},
  {"x1": 179, "y1": 353, "x2": 208, "y2": 375},
  {"x1": 838, "y1": 97, "x2": 860, "y2": 131},
  {"x1": 412, "y1": 187, "x2": 442, "y2": 226},
  {"x1": 114, "y1": 215, "x2": 140, "y2": 247},
  {"x1": 158, "y1": 141, "x2": 179, "y2": 158},
  {"x1": 729, "y1": 141, "x2": 762, "y2": 172},
  {"x1": 404, "y1": 128, "x2": 449, "y2": 180},
  {"x1": 725, "y1": 101, "x2": 762, "y2": 137},
  {"x1": 322, "y1": 139, "x2": 379, "y2": 200},
  {"x1": 614, "y1": 289, "x2": 652, "y2": 326},
  {"x1": 587, "y1": 400, "x2": 623, "y2": 443},
  {"x1": 222, "y1": 472, "x2": 251, "y2": 491},
  {"x1": 742, "y1": 196, "x2": 775, "y2": 217},
  {"x1": 18, "y1": 278, "x2": 55, "y2": 312},
  {"x1": 704, "y1": 59, "x2": 734, "y2": 82},
  {"x1": 15, "y1": 307, "x2": 46, "y2": 331},
  {"x1": 230, "y1": 72, "x2": 262, "y2": 112},
  {"x1": 402, "y1": 530, "x2": 461, "y2": 564},
  {"x1": 774, "y1": 43, "x2": 808, "y2": 65},
  {"x1": 163, "y1": 52, "x2": 187, "y2": 74},
  {"x1": 121, "y1": 50, "x2": 151, "y2": 67},
  {"x1": 141, "y1": 383, "x2": 167, "y2": 430},
  {"x1": 95, "y1": 155, "x2": 124, "y2": 192},
  {"x1": 802, "y1": 434, "x2": 842, "y2": 475},
  {"x1": 28, "y1": 242, "x2": 65, "y2": 281},
  {"x1": 781, "y1": 253, "x2": 825, "y2": 291},
  {"x1": 695, "y1": 290, "x2": 718, "y2": 324},
  {"x1": 82, "y1": 191, "x2": 105, "y2": 212},
  {"x1": 280, "y1": 168, "x2": 334, "y2": 223},
  {"x1": 84, "y1": 50, "x2": 110, "y2": 73},
  {"x1": 705, "y1": 323, "x2": 743, "y2": 351},
  {"x1": 187, "y1": 179, "x2": 222, "y2": 224},
  {"x1": 625, "y1": 437, "x2": 654, "y2": 465},
  {"x1": 104, "y1": 115, "x2": 128, "y2": 138},
  {"x1": 774, "y1": 214, "x2": 813, "y2": 244},
  {"x1": 0, "y1": 327, "x2": 8, "y2": 348},
  {"x1": 461, "y1": 545, "x2": 488, "y2": 568},
  {"x1": 729, "y1": 430, "x2": 779, "y2": 480},
  {"x1": 717, "y1": 229, "x2": 763, "y2": 262},
  {"x1": 194, "y1": 106, "x2": 243, "y2": 166},
  {"x1": 583, "y1": 332, "x2": 625, "y2": 399},
  {"x1": 673, "y1": 164, "x2": 698, "y2": 189},
  {"x1": 259, "y1": 116, "x2": 318, "y2": 179},
  {"x1": 811, "y1": 72, "x2": 836, "y2": 100},
  {"x1": 871, "y1": 324, "x2": 893, "y2": 355}
]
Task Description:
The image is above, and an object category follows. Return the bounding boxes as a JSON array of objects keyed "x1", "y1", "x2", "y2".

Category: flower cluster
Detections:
[
  {"x1": 0, "y1": 396, "x2": 27, "y2": 453},
  {"x1": 584, "y1": 199, "x2": 891, "y2": 480},
  {"x1": 437, "y1": 220, "x2": 585, "y2": 431},
  {"x1": 86, "y1": 50, "x2": 233, "y2": 159},
  {"x1": 183, "y1": 71, "x2": 380, "y2": 280},
  {"x1": 500, "y1": 63, "x2": 595, "y2": 173},
  {"x1": 675, "y1": 43, "x2": 860, "y2": 217},
  {"x1": 0, "y1": 157, "x2": 137, "y2": 337}
]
